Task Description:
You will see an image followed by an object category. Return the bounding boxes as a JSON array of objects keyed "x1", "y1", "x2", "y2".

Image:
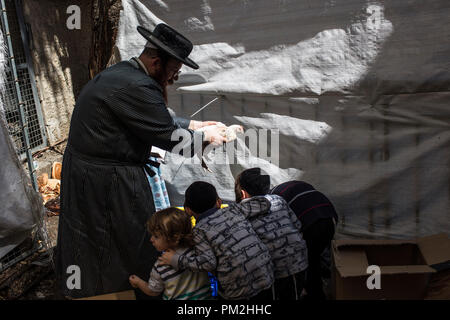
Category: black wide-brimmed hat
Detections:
[{"x1": 137, "y1": 23, "x2": 199, "y2": 69}]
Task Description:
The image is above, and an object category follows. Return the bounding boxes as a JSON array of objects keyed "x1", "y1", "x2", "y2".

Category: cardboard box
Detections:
[
  {"x1": 425, "y1": 268, "x2": 450, "y2": 300},
  {"x1": 423, "y1": 234, "x2": 450, "y2": 300},
  {"x1": 331, "y1": 233, "x2": 450, "y2": 300},
  {"x1": 76, "y1": 290, "x2": 136, "y2": 300}
]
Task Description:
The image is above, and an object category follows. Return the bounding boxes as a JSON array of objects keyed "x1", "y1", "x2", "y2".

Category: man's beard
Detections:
[
  {"x1": 162, "y1": 85, "x2": 168, "y2": 104},
  {"x1": 154, "y1": 72, "x2": 169, "y2": 104}
]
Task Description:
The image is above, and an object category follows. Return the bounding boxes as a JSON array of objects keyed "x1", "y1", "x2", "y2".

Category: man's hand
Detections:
[
  {"x1": 200, "y1": 125, "x2": 228, "y2": 146},
  {"x1": 159, "y1": 249, "x2": 176, "y2": 266},
  {"x1": 189, "y1": 120, "x2": 224, "y2": 130}
]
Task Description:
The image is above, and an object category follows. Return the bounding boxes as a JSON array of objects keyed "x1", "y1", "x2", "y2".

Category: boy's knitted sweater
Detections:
[
  {"x1": 170, "y1": 197, "x2": 274, "y2": 300},
  {"x1": 242, "y1": 195, "x2": 308, "y2": 279}
]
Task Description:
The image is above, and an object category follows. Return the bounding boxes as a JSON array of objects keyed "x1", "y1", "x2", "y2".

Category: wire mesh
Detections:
[
  {"x1": 0, "y1": 0, "x2": 45, "y2": 156},
  {"x1": 0, "y1": 0, "x2": 47, "y2": 273},
  {"x1": 0, "y1": 238, "x2": 36, "y2": 273}
]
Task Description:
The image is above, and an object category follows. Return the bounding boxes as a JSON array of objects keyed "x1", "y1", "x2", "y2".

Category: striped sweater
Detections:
[
  {"x1": 240, "y1": 195, "x2": 308, "y2": 279},
  {"x1": 148, "y1": 247, "x2": 212, "y2": 300},
  {"x1": 171, "y1": 198, "x2": 275, "y2": 300}
]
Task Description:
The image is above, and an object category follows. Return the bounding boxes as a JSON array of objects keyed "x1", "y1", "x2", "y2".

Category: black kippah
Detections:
[
  {"x1": 184, "y1": 181, "x2": 218, "y2": 214},
  {"x1": 239, "y1": 168, "x2": 270, "y2": 196}
]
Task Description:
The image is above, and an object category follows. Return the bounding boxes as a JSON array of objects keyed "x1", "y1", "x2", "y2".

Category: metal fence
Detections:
[
  {"x1": 0, "y1": 0, "x2": 46, "y2": 158},
  {"x1": 0, "y1": 0, "x2": 47, "y2": 273}
]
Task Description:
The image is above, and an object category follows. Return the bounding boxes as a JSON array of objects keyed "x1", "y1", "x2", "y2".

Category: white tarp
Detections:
[
  {"x1": 0, "y1": 27, "x2": 43, "y2": 259},
  {"x1": 114, "y1": 0, "x2": 450, "y2": 239}
]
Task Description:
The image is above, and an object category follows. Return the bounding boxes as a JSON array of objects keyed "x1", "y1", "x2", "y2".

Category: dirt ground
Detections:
[
  {"x1": 43, "y1": 214, "x2": 59, "y2": 249},
  {"x1": 22, "y1": 214, "x2": 60, "y2": 300},
  {"x1": 21, "y1": 215, "x2": 60, "y2": 300},
  {"x1": 0, "y1": 214, "x2": 59, "y2": 300},
  {"x1": 20, "y1": 267, "x2": 57, "y2": 300}
]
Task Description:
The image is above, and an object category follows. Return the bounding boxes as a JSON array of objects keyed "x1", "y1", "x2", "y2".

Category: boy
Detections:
[
  {"x1": 235, "y1": 168, "x2": 308, "y2": 300},
  {"x1": 129, "y1": 207, "x2": 212, "y2": 300},
  {"x1": 160, "y1": 181, "x2": 274, "y2": 300},
  {"x1": 270, "y1": 180, "x2": 338, "y2": 300}
]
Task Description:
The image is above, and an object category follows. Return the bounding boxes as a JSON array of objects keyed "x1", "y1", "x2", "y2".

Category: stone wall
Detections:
[{"x1": 18, "y1": 0, "x2": 122, "y2": 177}]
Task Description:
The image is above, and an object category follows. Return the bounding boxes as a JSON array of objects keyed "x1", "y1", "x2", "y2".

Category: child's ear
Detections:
[
  {"x1": 216, "y1": 198, "x2": 222, "y2": 208},
  {"x1": 241, "y1": 190, "x2": 247, "y2": 199}
]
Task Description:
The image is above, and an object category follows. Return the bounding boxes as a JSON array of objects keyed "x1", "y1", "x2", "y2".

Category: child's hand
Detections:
[
  {"x1": 158, "y1": 249, "x2": 175, "y2": 266},
  {"x1": 129, "y1": 274, "x2": 141, "y2": 288}
]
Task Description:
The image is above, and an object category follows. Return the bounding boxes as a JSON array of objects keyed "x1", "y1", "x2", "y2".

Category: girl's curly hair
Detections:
[{"x1": 147, "y1": 207, "x2": 194, "y2": 248}]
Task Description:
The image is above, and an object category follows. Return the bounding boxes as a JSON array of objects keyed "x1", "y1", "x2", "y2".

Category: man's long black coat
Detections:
[{"x1": 55, "y1": 60, "x2": 199, "y2": 298}]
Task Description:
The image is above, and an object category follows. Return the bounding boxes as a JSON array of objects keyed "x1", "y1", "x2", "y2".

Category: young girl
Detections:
[{"x1": 129, "y1": 207, "x2": 212, "y2": 300}]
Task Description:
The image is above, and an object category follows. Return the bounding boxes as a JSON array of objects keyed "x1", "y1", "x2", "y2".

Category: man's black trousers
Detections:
[{"x1": 302, "y1": 217, "x2": 335, "y2": 300}]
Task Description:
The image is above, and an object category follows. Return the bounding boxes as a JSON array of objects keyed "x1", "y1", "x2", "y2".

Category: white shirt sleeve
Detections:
[{"x1": 147, "y1": 265, "x2": 164, "y2": 294}]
